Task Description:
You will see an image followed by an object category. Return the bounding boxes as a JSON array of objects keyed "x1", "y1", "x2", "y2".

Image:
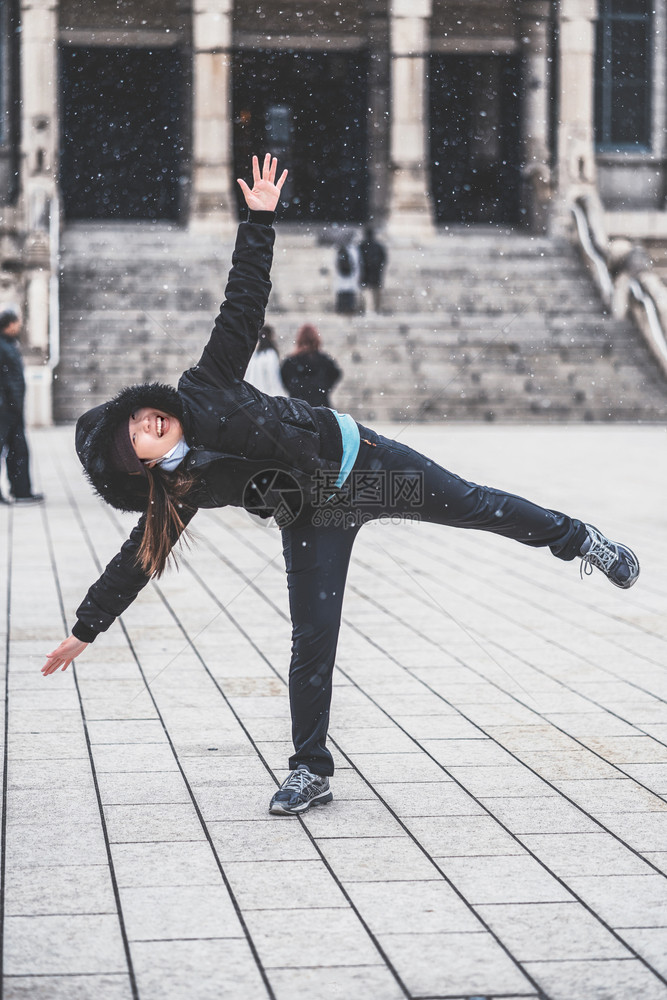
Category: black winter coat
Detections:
[
  {"x1": 72, "y1": 218, "x2": 345, "y2": 644},
  {"x1": 280, "y1": 351, "x2": 341, "y2": 408},
  {"x1": 0, "y1": 333, "x2": 26, "y2": 419}
]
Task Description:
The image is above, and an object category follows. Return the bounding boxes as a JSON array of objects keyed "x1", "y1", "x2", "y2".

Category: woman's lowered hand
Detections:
[
  {"x1": 237, "y1": 154, "x2": 288, "y2": 213},
  {"x1": 41, "y1": 635, "x2": 89, "y2": 675}
]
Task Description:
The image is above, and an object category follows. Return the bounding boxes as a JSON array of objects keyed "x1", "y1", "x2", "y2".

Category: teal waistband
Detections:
[{"x1": 331, "y1": 411, "x2": 361, "y2": 488}]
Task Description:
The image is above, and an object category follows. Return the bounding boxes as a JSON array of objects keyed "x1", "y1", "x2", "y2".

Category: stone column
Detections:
[
  {"x1": 20, "y1": 0, "x2": 58, "y2": 425},
  {"x1": 386, "y1": 0, "x2": 435, "y2": 239},
  {"x1": 366, "y1": 5, "x2": 391, "y2": 225},
  {"x1": 652, "y1": 0, "x2": 666, "y2": 165},
  {"x1": 555, "y1": 0, "x2": 598, "y2": 210},
  {"x1": 191, "y1": 0, "x2": 236, "y2": 231},
  {"x1": 519, "y1": 0, "x2": 553, "y2": 232}
]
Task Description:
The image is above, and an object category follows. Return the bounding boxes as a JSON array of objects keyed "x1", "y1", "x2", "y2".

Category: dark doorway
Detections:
[
  {"x1": 429, "y1": 55, "x2": 521, "y2": 225},
  {"x1": 233, "y1": 49, "x2": 369, "y2": 222},
  {"x1": 60, "y1": 47, "x2": 186, "y2": 221}
]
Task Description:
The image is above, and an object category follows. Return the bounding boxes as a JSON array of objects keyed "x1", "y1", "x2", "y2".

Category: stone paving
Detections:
[{"x1": 1, "y1": 422, "x2": 666, "y2": 1000}]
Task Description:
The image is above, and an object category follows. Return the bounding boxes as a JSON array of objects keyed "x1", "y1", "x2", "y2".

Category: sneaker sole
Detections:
[
  {"x1": 612, "y1": 572, "x2": 639, "y2": 590},
  {"x1": 269, "y1": 790, "x2": 333, "y2": 816}
]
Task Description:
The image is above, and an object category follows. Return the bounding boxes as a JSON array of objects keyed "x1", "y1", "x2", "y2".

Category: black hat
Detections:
[
  {"x1": 110, "y1": 421, "x2": 146, "y2": 477},
  {"x1": 76, "y1": 382, "x2": 184, "y2": 513}
]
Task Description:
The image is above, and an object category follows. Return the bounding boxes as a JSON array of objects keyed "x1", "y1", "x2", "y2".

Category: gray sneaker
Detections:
[
  {"x1": 580, "y1": 524, "x2": 639, "y2": 589},
  {"x1": 269, "y1": 765, "x2": 333, "y2": 816}
]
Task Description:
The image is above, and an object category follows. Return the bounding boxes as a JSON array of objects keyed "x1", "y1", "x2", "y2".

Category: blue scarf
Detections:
[{"x1": 153, "y1": 437, "x2": 191, "y2": 472}]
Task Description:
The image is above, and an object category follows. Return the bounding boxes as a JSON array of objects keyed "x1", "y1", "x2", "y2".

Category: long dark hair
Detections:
[
  {"x1": 137, "y1": 464, "x2": 197, "y2": 578},
  {"x1": 256, "y1": 324, "x2": 278, "y2": 354}
]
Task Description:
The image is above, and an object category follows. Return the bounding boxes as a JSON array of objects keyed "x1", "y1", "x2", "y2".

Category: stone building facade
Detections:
[{"x1": 0, "y1": 0, "x2": 660, "y2": 421}]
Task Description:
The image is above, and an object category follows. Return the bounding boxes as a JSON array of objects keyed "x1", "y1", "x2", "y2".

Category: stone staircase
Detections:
[{"x1": 55, "y1": 222, "x2": 667, "y2": 424}]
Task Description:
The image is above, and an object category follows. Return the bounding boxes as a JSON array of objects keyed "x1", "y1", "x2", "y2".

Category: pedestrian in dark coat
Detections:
[
  {"x1": 280, "y1": 324, "x2": 341, "y2": 408},
  {"x1": 359, "y1": 227, "x2": 387, "y2": 314},
  {"x1": 41, "y1": 155, "x2": 639, "y2": 819},
  {"x1": 0, "y1": 307, "x2": 44, "y2": 504}
]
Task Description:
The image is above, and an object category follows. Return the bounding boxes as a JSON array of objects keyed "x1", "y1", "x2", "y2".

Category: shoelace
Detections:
[
  {"x1": 281, "y1": 767, "x2": 314, "y2": 793},
  {"x1": 580, "y1": 527, "x2": 618, "y2": 579}
]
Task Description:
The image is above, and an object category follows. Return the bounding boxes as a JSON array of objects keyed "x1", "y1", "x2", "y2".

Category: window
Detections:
[{"x1": 595, "y1": 0, "x2": 652, "y2": 151}]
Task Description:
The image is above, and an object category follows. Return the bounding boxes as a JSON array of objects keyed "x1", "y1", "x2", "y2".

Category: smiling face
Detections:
[{"x1": 128, "y1": 408, "x2": 183, "y2": 463}]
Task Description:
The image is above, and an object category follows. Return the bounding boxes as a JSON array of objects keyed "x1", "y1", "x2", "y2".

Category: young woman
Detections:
[{"x1": 42, "y1": 155, "x2": 639, "y2": 816}]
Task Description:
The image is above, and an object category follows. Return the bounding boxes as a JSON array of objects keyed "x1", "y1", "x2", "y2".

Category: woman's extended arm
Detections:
[
  {"x1": 40, "y1": 505, "x2": 198, "y2": 675},
  {"x1": 180, "y1": 155, "x2": 288, "y2": 390}
]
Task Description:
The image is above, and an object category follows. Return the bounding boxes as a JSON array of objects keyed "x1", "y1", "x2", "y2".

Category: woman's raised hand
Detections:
[
  {"x1": 237, "y1": 154, "x2": 288, "y2": 213},
  {"x1": 41, "y1": 635, "x2": 89, "y2": 676}
]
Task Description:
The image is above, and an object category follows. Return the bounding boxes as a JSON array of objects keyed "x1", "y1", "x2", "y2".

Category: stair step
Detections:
[{"x1": 54, "y1": 223, "x2": 667, "y2": 424}]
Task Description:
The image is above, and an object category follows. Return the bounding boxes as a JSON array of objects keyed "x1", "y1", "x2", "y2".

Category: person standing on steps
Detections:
[
  {"x1": 359, "y1": 226, "x2": 387, "y2": 314},
  {"x1": 244, "y1": 324, "x2": 285, "y2": 397},
  {"x1": 280, "y1": 323, "x2": 341, "y2": 408},
  {"x1": 334, "y1": 238, "x2": 360, "y2": 314},
  {"x1": 40, "y1": 154, "x2": 639, "y2": 819},
  {"x1": 0, "y1": 307, "x2": 45, "y2": 505}
]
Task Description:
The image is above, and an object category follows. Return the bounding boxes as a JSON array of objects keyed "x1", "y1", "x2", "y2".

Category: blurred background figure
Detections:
[
  {"x1": 280, "y1": 323, "x2": 342, "y2": 408},
  {"x1": 0, "y1": 307, "x2": 44, "y2": 505},
  {"x1": 244, "y1": 324, "x2": 285, "y2": 396},
  {"x1": 334, "y1": 238, "x2": 360, "y2": 315},
  {"x1": 359, "y1": 226, "x2": 387, "y2": 314}
]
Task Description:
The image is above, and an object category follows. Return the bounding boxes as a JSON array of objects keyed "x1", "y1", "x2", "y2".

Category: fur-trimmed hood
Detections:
[{"x1": 75, "y1": 382, "x2": 185, "y2": 513}]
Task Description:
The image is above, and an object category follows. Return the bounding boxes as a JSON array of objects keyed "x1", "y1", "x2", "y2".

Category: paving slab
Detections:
[
  {"x1": 3, "y1": 975, "x2": 134, "y2": 1000},
  {"x1": 243, "y1": 906, "x2": 383, "y2": 967},
  {"x1": 111, "y1": 841, "x2": 222, "y2": 889},
  {"x1": 476, "y1": 901, "x2": 630, "y2": 961},
  {"x1": 223, "y1": 858, "x2": 350, "y2": 909},
  {"x1": 365, "y1": 779, "x2": 485, "y2": 817},
  {"x1": 314, "y1": 835, "x2": 438, "y2": 883},
  {"x1": 103, "y1": 803, "x2": 206, "y2": 843},
  {"x1": 96, "y1": 769, "x2": 193, "y2": 806},
  {"x1": 523, "y1": 958, "x2": 667, "y2": 1000},
  {"x1": 208, "y1": 818, "x2": 321, "y2": 862},
  {"x1": 407, "y1": 814, "x2": 527, "y2": 857},
  {"x1": 4, "y1": 914, "x2": 127, "y2": 976},
  {"x1": 377, "y1": 930, "x2": 533, "y2": 996},
  {"x1": 4, "y1": 864, "x2": 117, "y2": 916},
  {"x1": 619, "y1": 762, "x2": 667, "y2": 792},
  {"x1": 477, "y1": 795, "x2": 604, "y2": 835},
  {"x1": 519, "y1": 831, "x2": 654, "y2": 877},
  {"x1": 119, "y1": 884, "x2": 244, "y2": 941},
  {"x1": 437, "y1": 854, "x2": 574, "y2": 904},
  {"x1": 5, "y1": 822, "x2": 109, "y2": 869},
  {"x1": 620, "y1": 928, "x2": 667, "y2": 980},
  {"x1": 4, "y1": 423, "x2": 667, "y2": 999},
  {"x1": 268, "y1": 964, "x2": 405, "y2": 1000},
  {"x1": 131, "y1": 939, "x2": 269, "y2": 1000},
  {"x1": 345, "y1": 879, "x2": 484, "y2": 935},
  {"x1": 447, "y1": 763, "x2": 561, "y2": 798},
  {"x1": 565, "y1": 873, "x2": 667, "y2": 928}
]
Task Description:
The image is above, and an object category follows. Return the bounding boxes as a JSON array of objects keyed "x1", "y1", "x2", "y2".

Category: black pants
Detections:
[
  {"x1": 280, "y1": 427, "x2": 587, "y2": 776},
  {"x1": 0, "y1": 412, "x2": 32, "y2": 498},
  {"x1": 335, "y1": 291, "x2": 358, "y2": 314}
]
